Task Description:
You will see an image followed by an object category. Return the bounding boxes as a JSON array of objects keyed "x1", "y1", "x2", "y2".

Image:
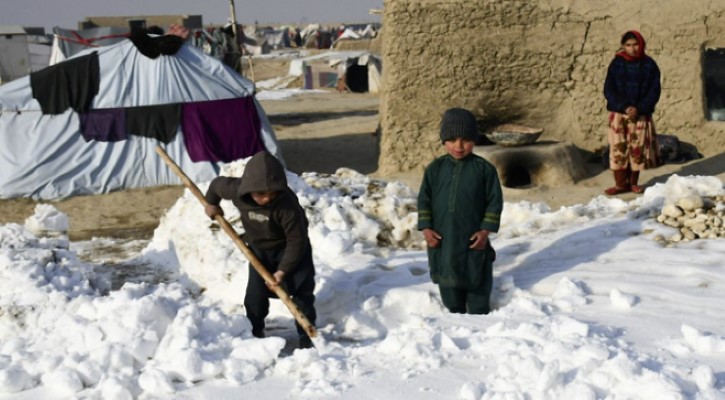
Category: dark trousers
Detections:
[
  {"x1": 438, "y1": 262, "x2": 493, "y2": 314},
  {"x1": 244, "y1": 243, "x2": 317, "y2": 337}
]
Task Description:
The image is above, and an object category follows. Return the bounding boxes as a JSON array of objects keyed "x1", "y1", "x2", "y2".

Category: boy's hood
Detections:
[{"x1": 238, "y1": 151, "x2": 288, "y2": 196}]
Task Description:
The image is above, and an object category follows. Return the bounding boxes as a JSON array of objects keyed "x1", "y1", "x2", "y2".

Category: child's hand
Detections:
[
  {"x1": 469, "y1": 230, "x2": 490, "y2": 250},
  {"x1": 266, "y1": 270, "x2": 286, "y2": 289},
  {"x1": 423, "y1": 228, "x2": 442, "y2": 248},
  {"x1": 205, "y1": 204, "x2": 224, "y2": 219}
]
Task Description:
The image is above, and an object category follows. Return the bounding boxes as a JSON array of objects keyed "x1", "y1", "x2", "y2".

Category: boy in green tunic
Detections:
[{"x1": 417, "y1": 108, "x2": 503, "y2": 314}]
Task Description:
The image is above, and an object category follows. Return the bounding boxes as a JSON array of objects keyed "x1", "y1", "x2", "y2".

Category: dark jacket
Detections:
[
  {"x1": 418, "y1": 154, "x2": 503, "y2": 288},
  {"x1": 205, "y1": 151, "x2": 310, "y2": 273},
  {"x1": 603, "y1": 55, "x2": 661, "y2": 116}
]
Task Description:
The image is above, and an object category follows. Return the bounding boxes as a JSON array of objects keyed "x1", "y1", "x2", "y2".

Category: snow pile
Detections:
[
  {"x1": 0, "y1": 222, "x2": 280, "y2": 397},
  {"x1": 23, "y1": 204, "x2": 69, "y2": 236},
  {"x1": 145, "y1": 161, "x2": 423, "y2": 306},
  {"x1": 0, "y1": 173, "x2": 723, "y2": 399}
]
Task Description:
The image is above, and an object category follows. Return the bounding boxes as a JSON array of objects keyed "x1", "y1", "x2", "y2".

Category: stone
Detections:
[
  {"x1": 681, "y1": 228, "x2": 696, "y2": 241},
  {"x1": 661, "y1": 204, "x2": 684, "y2": 218},
  {"x1": 677, "y1": 196, "x2": 704, "y2": 211},
  {"x1": 692, "y1": 223, "x2": 707, "y2": 233}
]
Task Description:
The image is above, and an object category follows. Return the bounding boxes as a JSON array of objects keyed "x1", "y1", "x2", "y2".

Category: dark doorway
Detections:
[
  {"x1": 345, "y1": 64, "x2": 369, "y2": 93},
  {"x1": 703, "y1": 48, "x2": 725, "y2": 121}
]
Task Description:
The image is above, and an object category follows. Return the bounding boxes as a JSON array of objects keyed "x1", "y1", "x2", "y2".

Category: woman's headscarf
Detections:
[{"x1": 616, "y1": 30, "x2": 647, "y2": 61}]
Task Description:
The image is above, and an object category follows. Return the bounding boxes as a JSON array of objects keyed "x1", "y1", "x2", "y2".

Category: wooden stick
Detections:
[{"x1": 155, "y1": 146, "x2": 317, "y2": 338}]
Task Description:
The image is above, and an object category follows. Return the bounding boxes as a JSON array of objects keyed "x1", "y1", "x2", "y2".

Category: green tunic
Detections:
[{"x1": 417, "y1": 154, "x2": 503, "y2": 289}]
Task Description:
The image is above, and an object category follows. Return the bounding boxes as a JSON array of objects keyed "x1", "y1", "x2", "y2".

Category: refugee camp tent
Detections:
[
  {"x1": 257, "y1": 27, "x2": 291, "y2": 50},
  {"x1": 332, "y1": 53, "x2": 382, "y2": 93},
  {"x1": 336, "y1": 24, "x2": 378, "y2": 41},
  {"x1": 51, "y1": 26, "x2": 242, "y2": 70},
  {"x1": 289, "y1": 51, "x2": 382, "y2": 93},
  {"x1": 0, "y1": 37, "x2": 280, "y2": 200},
  {"x1": 50, "y1": 26, "x2": 130, "y2": 64},
  {"x1": 299, "y1": 24, "x2": 334, "y2": 49}
]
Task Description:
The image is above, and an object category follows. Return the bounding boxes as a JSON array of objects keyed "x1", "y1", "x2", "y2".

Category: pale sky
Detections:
[{"x1": 0, "y1": 0, "x2": 383, "y2": 31}]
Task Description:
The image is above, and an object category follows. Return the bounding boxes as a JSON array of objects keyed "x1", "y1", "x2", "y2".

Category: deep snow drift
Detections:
[{"x1": 1, "y1": 159, "x2": 724, "y2": 399}]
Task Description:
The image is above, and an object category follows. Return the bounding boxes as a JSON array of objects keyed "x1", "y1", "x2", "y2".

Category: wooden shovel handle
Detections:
[{"x1": 155, "y1": 146, "x2": 317, "y2": 338}]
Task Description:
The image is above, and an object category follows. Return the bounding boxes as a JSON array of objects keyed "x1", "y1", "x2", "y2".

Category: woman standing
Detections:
[{"x1": 603, "y1": 30, "x2": 662, "y2": 195}]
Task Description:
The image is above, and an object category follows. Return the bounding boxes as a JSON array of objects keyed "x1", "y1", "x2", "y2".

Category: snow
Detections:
[
  {"x1": 255, "y1": 87, "x2": 327, "y2": 100},
  {"x1": 1, "y1": 162, "x2": 724, "y2": 399}
]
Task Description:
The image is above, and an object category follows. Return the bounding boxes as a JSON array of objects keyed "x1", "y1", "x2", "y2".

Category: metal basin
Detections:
[{"x1": 485, "y1": 124, "x2": 543, "y2": 146}]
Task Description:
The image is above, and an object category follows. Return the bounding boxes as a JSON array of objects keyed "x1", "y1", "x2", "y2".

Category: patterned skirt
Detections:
[{"x1": 608, "y1": 112, "x2": 661, "y2": 171}]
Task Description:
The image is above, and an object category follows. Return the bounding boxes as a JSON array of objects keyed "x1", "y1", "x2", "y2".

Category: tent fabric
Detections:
[
  {"x1": 0, "y1": 109, "x2": 215, "y2": 200},
  {"x1": 303, "y1": 65, "x2": 338, "y2": 89},
  {"x1": 0, "y1": 39, "x2": 281, "y2": 200},
  {"x1": 290, "y1": 51, "x2": 382, "y2": 94},
  {"x1": 51, "y1": 27, "x2": 130, "y2": 61}
]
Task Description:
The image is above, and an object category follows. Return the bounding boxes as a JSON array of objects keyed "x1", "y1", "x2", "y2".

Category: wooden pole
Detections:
[
  {"x1": 228, "y1": 0, "x2": 243, "y2": 76},
  {"x1": 229, "y1": 0, "x2": 239, "y2": 39},
  {"x1": 229, "y1": 0, "x2": 255, "y2": 81},
  {"x1": 155, "y1": 145, "x2": 317, "y2": 338}
]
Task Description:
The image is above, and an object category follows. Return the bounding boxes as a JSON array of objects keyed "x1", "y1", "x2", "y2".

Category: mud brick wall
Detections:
[{"x1": 379, "y1": 0, "x2": 725, "y2": 173}]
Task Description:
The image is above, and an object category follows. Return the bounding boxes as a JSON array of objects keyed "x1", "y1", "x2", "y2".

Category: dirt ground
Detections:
[{"x1": 1, "y1": 60, "x2": 724, "y2": 240}]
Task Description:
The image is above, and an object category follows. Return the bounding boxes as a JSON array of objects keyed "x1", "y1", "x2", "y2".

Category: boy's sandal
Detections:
[
  {"x1": 604, "y1": 186, "x2": 631, "y2": 196},
  {"x1": 631, "y1": 185, "x2": 645, "y2": 194}
]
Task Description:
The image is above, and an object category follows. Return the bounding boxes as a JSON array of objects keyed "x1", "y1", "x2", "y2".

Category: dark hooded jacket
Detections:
[{"x1": 205, "y1": 151, "x2": 310, "y2": 273}]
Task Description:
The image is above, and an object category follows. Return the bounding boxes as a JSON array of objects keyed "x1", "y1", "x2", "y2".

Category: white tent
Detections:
[
  {"x1": 49, "y1": 26, "x2": 131, "y2": 65},
  {"x1": 288, "y1": 51, "x2": 382, "y2": 93},
  {"x1": 0, "y1": 39, "x2": 281, "y2": 200}
]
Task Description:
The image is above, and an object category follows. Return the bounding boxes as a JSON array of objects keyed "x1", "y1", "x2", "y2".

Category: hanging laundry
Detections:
[
  {"x1": 126, "y1": 104, "x2": 181, "y2": 144},
  {"x1": 129, "y1": 29, "x2": 185, "y2": 59},
  {"x1": 30, "y1": 52, "x2": 100, "y2": 115},
  {"x1": 181, "y1": 97, "x2": 264, "y2": 162},
  {"x1": 78, "y1": 108, "x2": 127, "y2": 142}
]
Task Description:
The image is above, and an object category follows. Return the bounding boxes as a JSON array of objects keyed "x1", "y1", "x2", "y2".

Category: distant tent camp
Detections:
[
  {"x1": 299, "y1": 24, "x2": 334, "y2": 50},
  {"x1": 0, "y1": 36, "x2": 280, "y2": 200}
]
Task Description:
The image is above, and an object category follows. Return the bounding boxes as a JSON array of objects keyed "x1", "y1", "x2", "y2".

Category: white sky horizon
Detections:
[{"x1": 0, "y1": 0, "x2": 383, "y2": 32}]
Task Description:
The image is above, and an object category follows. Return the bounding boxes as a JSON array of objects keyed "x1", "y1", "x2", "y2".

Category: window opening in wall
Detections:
[{"x1": 703, "y1": 48, "x2": 725, "y2": 121}]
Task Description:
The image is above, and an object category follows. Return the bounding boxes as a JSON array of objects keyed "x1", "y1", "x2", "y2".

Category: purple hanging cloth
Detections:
[
  {"x1": 78, "y1": 108, "x2": 128, "y2": 142},
  {"x1": 181, "y1": 96, "x2": 265, "y2": 163}
]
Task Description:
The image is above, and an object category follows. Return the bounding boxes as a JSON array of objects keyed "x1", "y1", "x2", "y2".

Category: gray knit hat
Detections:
[{"x1": 439, "y1": 108, "x2": 478, "y2": 143}]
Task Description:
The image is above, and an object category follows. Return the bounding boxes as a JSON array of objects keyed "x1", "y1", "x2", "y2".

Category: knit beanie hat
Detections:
[{"x1": 439, "y1": 108, "x2": 478, "y2": 143}]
